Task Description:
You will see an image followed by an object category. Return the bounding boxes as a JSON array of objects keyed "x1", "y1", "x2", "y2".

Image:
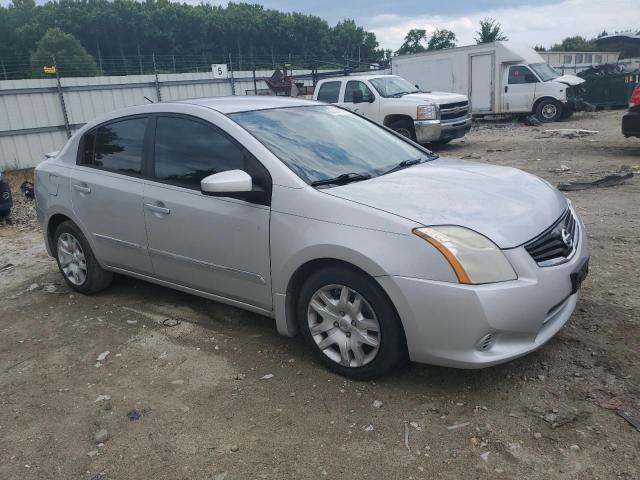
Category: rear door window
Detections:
[
  {"x1": 85, "y1": 117, "x2": 147, "y2": 175},
  {"x1": 316, "y1": 81, "x2": 341, "y2": 103}
]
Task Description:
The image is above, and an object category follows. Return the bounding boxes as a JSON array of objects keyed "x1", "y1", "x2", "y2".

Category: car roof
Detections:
[
  {"x1": 318, "y1": 74, "x2": 397, "y2": 83},
  {"x1": 179, "y1": 96, "x2": 321, "y2": 114}
]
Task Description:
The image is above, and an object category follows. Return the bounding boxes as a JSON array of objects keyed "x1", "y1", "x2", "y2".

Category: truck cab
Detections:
[
  {"x1": 313, "y1": 75, "x2": 472, "y2": 144},
  {"x1": 503, "y1": 63, "x2": 585, "y2": 121}
]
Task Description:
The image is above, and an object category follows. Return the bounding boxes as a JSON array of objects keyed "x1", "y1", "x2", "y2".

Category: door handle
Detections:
[
  {"x1": 145, "y1": 203, "x2": 171, "y2": 215},
  {"x1": 505, "y1": 86, "x2": 508, "y2": 93},
  {"x1": 73, "y1": 184, "x2": 91, "y2": 194}
]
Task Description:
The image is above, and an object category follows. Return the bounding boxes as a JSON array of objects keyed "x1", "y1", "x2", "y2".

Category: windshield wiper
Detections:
[
  {"x1": 391, "y1": 91, "x2": 411, "y2": 98},
  {"x1": 310, "y1": 172, "x2": 372, "y2": 187},
  {"x1": 382, "y1": 157, "x2": 430, "y2": 175}
]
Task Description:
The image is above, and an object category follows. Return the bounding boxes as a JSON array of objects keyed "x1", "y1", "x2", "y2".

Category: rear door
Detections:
[
  {"x1": 71, "y1": 116, "x2": 152, "y2": 274},
  {"x1": 470, "y1": 53, "x2": 494, "y2": 113},
  {"x1": 503, "y1": 65, "x2": 537, "y2": 112},
  {"x1": 143, "y1": 115, "x2": 272, "y2": 310}
]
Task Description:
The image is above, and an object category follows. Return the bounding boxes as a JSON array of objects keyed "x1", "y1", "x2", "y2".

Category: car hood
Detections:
[
  {"x1": 323, "y1": 158, "x2": 568, "y2": 248},
  {"x1": 550, "y1": 74, "x2": 585, "y2": 86},
  {"x1": 402, "y1": 92, "x2": 468, "y2": 105}
]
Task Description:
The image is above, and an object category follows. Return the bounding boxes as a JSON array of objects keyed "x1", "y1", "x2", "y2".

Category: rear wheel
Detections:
[
  {"x1": 535, "y1": 99, "x2": 563, "y2": 122},
  {"x1": 389, "y1": 119, "x2": 416, "y2": 141},
  {"x1": 297, "y1": 266, "x2": 406, "y2": 379},
  {"x1": 54, "y1": 221, "x2": 113, "y2": 294}
]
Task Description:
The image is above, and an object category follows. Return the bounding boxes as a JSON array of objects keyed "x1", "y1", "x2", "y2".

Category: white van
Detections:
[{"x1": 392, "y1": 42, "x2": 586, "y2": 122}]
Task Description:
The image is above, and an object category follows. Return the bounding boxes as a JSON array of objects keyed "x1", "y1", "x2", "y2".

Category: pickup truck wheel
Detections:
[
  {"x1": 535, "y1": 99, "x2": 563, "y2": 122},
  {"x1": 389, "y1": 120, "x2": 416, "y2": 141}
]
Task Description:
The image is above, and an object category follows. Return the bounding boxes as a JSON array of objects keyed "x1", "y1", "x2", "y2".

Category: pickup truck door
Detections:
[
  {"x1": 338, "y1": 80, "x2": 379, "y2": 121},
  {"x1": 503, "y1": 65, "x2": 538, "y2": 113}
]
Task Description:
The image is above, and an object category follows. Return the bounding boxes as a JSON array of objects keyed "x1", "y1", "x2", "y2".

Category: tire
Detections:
[
  {"x1": 535, "y1": 99, "x2": 563, "y2": 122},
  {"x1": 389, "y1": 119, "x2": 416, "y2": 141},
  {"x1": 297, "y1": 265, "x2": 407, "y2": 380},
  {"x1": 53, "y1": 220, "x2": 113, "y2": 294}
]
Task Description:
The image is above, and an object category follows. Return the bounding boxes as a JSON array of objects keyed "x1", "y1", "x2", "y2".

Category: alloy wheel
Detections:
[
  {"x1": 57, "y1": 232, "x2": 87, "y2": 286},
  {"x1": 307, "y1": 284, "x2": 381, "y2": 367}
]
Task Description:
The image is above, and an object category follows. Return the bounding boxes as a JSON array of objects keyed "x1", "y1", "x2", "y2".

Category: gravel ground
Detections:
[{"x1": 0, "y1": 110, "x2": 638, "y2": 480}]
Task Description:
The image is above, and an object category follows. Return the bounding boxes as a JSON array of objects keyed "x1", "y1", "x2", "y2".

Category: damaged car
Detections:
[{"x1": 35, "y1": 97, "x2": 589, "y2": 379}]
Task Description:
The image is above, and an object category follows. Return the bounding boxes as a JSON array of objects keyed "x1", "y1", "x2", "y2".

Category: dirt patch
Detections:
[{"x1": 0, "y1": 110, "x2": 639, "y2": 480}]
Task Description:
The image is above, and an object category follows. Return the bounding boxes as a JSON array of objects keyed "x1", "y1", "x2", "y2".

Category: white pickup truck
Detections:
[{"x1": 312, "y1": 74, "x2": 472, "y2": 144}]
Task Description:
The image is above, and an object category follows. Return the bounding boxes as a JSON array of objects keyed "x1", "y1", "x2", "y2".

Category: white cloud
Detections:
[{"x1": 365, "y1": 0, "x2": 640, "y2": 50}]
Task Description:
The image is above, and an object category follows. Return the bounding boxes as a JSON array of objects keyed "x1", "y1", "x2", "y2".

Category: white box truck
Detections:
[{"x1": 392, "y1": 42, "x2": 586, "y2": 122}]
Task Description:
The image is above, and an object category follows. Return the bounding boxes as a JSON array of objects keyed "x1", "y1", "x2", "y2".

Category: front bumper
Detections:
[
  {"x1": 622, "y1": 108, "x2": 640, "y2": 138},
  {"x1": 377, "y1": 213, "x2": 589, "y2": 368},
  {"x1": 414, "y1": 115, "x2": 472, "y2": 143}
]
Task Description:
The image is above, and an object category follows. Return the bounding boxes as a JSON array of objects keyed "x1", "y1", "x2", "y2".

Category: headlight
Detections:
[
  {"x1": 417, "y1": 104, "x2": 438, "y2": 120},
  {"x1": 412, "y1": 226, "x2": 517, "y2": 284}
]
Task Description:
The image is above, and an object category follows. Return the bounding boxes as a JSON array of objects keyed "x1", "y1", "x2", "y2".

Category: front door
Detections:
[
  {"x1": 503, "y1": 65, "x2": 538, "y2": 113},
  {"x1": 71, "y1": 116, "x2": 153, "y2": 274},
  {"x1": 339, "y1": 80, "x2": 379, "y2": 120},
  {"x1": 143, "y1": 115, "x2": 272, "y2": 310}
]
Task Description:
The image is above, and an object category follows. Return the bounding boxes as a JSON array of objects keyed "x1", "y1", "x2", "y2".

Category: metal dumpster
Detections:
[{"x1": 578, "y1": 66, "x2": 639, "y2": 108}]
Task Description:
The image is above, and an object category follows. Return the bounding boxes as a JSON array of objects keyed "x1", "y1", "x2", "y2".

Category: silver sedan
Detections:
[{"x1": 35, "y1": 97, "x2": 589, "y2": 379}]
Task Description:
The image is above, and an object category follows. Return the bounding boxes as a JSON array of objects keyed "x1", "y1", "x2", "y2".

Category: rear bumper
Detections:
[
  {"x1": 622, "y1": 108, "x2": 640, "y2": 138},
  {"x1": 414, "y1": 115, "x2": 472, "y2": 143},
  {"x1": 377, "y1": 212, "x2": 589, "y2": 368}
]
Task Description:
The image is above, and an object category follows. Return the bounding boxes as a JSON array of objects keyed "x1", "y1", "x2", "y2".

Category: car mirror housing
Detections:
[
  {"x1": 201, "y1": 170, "x2": 252, "y2": 194},
  {"x1": 352, "y1": 90, "x2": 364, "y2": 104}
]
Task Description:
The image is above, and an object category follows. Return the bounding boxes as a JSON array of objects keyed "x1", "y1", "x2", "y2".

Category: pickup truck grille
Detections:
[
  {"x1": 524, "y1": 208, "x2": 578, "y2": 266},
  {"x1": 440, "y1": 101, "x2": 469, "y2": 122}
]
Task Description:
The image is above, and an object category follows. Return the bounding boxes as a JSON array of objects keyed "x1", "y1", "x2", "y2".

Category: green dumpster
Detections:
[{"x1": 578, "y1": 71, "x2": 639, "y2": 108}]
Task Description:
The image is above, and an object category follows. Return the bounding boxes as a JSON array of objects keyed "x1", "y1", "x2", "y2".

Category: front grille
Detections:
[
  {"x1": 440, "y1": 101, "x2": 469, "y2": 122},
  {"x1": 440, "y1": 101, "x2": 468, "y2": 109},
  {"x1": 524, "y1": 209, "x2": 578, "y2": 266}
]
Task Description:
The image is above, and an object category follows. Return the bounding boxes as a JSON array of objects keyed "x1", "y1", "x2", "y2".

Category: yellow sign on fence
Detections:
[{"x1": 43, "y1": 66, "x2": 57, "y2": 74}]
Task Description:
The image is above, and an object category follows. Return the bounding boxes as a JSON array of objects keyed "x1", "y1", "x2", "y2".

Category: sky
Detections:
[{"x1": 2, "y1": 0, "x2": 639, "y2": 50}]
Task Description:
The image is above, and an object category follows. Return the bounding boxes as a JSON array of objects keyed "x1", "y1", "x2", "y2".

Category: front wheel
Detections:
[
  {"x1": 297, "y1": 266, "x2": 406, "y2": 379},
  {"x1": 389, "y1": 119, "x2": 416, "y2": 141},
  {"x1": 535, "y1": 99, "x2": 563, "y2": 122}
]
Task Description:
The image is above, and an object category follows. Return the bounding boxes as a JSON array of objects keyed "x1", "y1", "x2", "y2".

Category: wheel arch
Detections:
[
  {"x1": 532, "y1": 96, "x2": 564, "y2": 115},
  {"x1": 279, "y1": 256, "x2": 407, "y2": 352},
  {"x1": 383, "y1": 114, "x2": 415, "y2": 128}
]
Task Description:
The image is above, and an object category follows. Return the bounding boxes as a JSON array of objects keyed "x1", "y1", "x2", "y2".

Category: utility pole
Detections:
[
  {"x1": 152, "y1": 53, "x2": 162, "y2": 102},
  {"x1": 1, "y1": 60, "x2": 7, "y2": 81},
  {"x1": 52, "y1": 55, "x2": 71, "y2": 139},
  {"x1": 228, "y1": 52, "x2": 236, "y2": 96}
]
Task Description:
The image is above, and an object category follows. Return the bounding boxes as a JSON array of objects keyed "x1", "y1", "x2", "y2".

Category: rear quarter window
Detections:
[{"x1": 316, "y1": 81, "x2": 341, "y2": 103}]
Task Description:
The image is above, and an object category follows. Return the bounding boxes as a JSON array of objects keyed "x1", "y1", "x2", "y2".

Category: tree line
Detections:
[{"x1": 0, "y1": 0, "x2": 389, "y2": 78}]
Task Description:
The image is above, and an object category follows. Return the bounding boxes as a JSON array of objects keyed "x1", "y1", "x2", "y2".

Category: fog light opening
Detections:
[{"x1": 476, "y1": 333, "x2": 495, "y2": 352}]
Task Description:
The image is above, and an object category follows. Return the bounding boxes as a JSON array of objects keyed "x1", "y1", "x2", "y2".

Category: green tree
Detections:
[
  {"x1": 396, "y1": 29, "x2": 427, "y2": 55},
  {"x1": 550, "y1": 36, "x2": 597, "y2": 51},
  {"x1": 427, "y1": 28, "x2": 457, "y2": 50},
  {"x1": 31, "y1": 28, "x2": 99, "y2": 76},
  {"x1": 475, "y1": 17, "x2": 508, "y2": 44}
]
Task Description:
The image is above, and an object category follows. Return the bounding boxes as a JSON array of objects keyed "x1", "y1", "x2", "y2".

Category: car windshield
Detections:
[
  {"x1": 529, "y1": 63, "x2": 561, "y2": 82},
  {"x1": 369, "y1": 76, "x2": 420, "y2": 97},
  {"x1": 230, "y1": 105, "x2": 433, "y2": 185}
]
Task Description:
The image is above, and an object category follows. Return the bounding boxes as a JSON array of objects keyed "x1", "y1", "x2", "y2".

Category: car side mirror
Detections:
[
  {"x1": 415, "y1": 84, "x2": 420, "y2": 89},
  {"x1": 352, "y1": 90, "x2": 364, "y2": 104},
  {"x1": 367, "y1": 94, "x2": 375, "y2": 103},
  {"x1": 201, "y1": 170, "x2": 252, "y2": 194}
]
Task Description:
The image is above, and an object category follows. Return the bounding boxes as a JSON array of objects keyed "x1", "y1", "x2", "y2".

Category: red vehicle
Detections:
[{"x1": 622, "y1": 84, "x2": 640, "y2": 138}]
